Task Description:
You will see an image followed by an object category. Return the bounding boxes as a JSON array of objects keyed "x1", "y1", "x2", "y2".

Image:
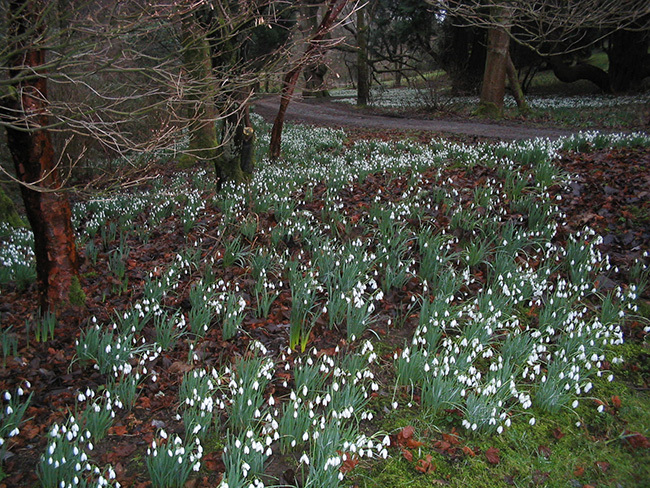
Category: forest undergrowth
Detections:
[{"x1": 0, "y1": 120, "x2": 649, "y2": 488}]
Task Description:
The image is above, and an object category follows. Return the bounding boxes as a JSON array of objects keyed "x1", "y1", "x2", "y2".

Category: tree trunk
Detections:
[
  {"x1": 548, "y1": 56, "x2": 612, "y2": 93},
  {"x1": 269, "y1": 0, "x2": 348, "y2": 160},
  {"x1": 215, "y1": 101, "x2": 255, "y2": 190},
  {"x1": 441, "y1": 22, "x2": 486, "y2": 95},
  {"x1": 608, "y1": 28, "x2": 650, "y2": 93},
  {"x1": 300, "y1": 3, "x2": 330, "y2": 98},
  {"x1": 269, "y1": 67, "x2": 302, "y2": 160},
  {"x1": 2, "y1": 0, "x2": 79, "y2": 312},
  {"x1": 506, "y1": 53, "x2": 529, "y2": 113},
  {"x1": 356, "y1": 6, "x2": 370, "y2": 106},
  {"x1": 478, "y1": 7, "x2": 510, "y2": 117},
  {"x1": 303, "y1": 63, "x2": 330, "y2": 97},
  {"x1": 180, "y1": 12, "x2": 219, "y2": 168}
]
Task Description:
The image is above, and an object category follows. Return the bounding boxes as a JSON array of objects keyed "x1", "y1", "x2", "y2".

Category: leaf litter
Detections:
[{"x1": 0, "y1": 132, "x2": 648, "y2": 487}]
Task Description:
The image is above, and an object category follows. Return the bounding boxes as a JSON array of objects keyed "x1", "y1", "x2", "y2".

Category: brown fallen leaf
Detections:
[
  {"x1": 611, "y1": 395, "x2": 621, "y2": 409},
  {"x1": 20, "y1": 422, "x2": 41, "y2": 440},
  {"x1": 337, "y1": 451, "x2": 359, "y2": 474},
  {"x1": 415, "y1": 454, "x2": 435, "y2": 474},
  {"x1": 485, "y1": 447, "x2": 500, "y2": 465},
  {"x1": 537, "y1": 445, "x2": 552, "y2": 459},
  {"x1": 573, "y1": 466, "x2": 585, "y2": 477},
  {"x1": 595, "y1": 461, "x2": 610, "y2": 473},
  {"x1": 433, "y1": 440, "x2": 451, "y2": 452},
  {"x1": 169, "y1": 361, "x2": 193, "y2": 375},
  {"x1": 202, "y1": 451, "x2": 225, "y2": 472},
  {"x1": 397, "y1": 426, "x2": 424, "y2": 448},
  {"x1": 402, "y1": 448, "x2": 413, "y2": 462},
  {"x1": 462, "y1": 445, "x2": 476, "y2": 457},
  {"x1": 400, "y1": 425, "x2": 415, "y2": 439},
  {"x1": 108, "y1": 425, "x2": 128, "y2": 436},
  {"x1": 442, "y1": 428, "x2": 461, "y2": 446},
  {"x1": 552, "y1": 428, "x2": 565, "y2": 440},
  {"x1": 624, "y1": 431, "x2": 650, "y2": 449}
]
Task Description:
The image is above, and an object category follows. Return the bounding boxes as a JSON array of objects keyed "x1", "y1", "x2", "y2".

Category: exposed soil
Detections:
[{"x1": 252, "y1": 95, "x2": 577, "y2": 141}]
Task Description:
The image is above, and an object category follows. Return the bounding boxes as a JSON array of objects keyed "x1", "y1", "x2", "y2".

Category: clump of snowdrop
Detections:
[
  {"x1": 146, "y1": 430, "x2": 202, "y2": 488},
  {"x1": 38, "y1": 417, "x2": 119, "y2": 488}
]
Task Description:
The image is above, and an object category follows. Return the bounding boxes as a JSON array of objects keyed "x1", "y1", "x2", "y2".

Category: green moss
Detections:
[
  {"x1": 68, "y1": 275, "x2": 87, "y2": 307},
  {"x1": 0, "y1": 187, "x2": 25, "y2": 228},
  {"x1": 474, "y1": 102, "x2": 503, "y2": 119}
]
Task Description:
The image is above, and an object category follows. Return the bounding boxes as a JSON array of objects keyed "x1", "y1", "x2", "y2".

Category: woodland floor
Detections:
[{"x1": 0, "y1": 107, "x2": 649, "y2": 487}]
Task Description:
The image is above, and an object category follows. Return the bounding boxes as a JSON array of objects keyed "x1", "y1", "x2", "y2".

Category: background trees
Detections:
[{"x1": 427, "y1": 0, "x2": 650, "y2": 114}]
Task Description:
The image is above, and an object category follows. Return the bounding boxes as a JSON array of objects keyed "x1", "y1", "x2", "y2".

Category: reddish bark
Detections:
[
  {"x1": 269, "y1": 0, "x2": 349, "y2": 160},
  {"x1": 3, "y1": 1, "x2": 79, "y2": 312}
]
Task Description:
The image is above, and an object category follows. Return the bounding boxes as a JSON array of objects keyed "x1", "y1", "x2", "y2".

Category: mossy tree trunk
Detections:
[
  {"x1": 2, "y1": 0, "x2": 79, "y2": 312},
  {"x1": 356, "y1": 6, "x2": 370, "y2": 106},
  {"x1": 506, "y1": 53, "x2": 529, "y2": 114},
  {"x1": 0, "y1": 185, "x2": 25, "y2": 228},
  {"x1": 180, "y1": 13, "x2": 219, "y2": 168},
  {"x1": 214, "y1": 101, "x2": 255, "y2": 190}
]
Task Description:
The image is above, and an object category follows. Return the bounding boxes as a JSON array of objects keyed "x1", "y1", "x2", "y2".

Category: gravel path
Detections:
[{"x1": 252, "y1": 95, "x2": 577, "y2": 141}]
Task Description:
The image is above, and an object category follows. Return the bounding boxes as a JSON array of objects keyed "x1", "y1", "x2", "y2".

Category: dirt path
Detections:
[{"x1": 252, "y1": 95, "x2": 576, "y2": 141}]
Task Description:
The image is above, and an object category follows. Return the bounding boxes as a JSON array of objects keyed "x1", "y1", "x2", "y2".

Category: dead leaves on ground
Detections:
[
  {"x1": 484, "y1": 447, "x2": 500, "y2": 465},
  {"x1": 394, "y1": 425, "x2": 506, "y2": 476}
]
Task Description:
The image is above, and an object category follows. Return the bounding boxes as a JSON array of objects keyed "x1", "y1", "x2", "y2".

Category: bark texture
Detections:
[
  {"x1": 180, "y1": 14, "x2": 219, "y2": 167},
  {"x1": 506, "y1": 53, "x2": 529, "y2": 113},
  {"x1": 215, "y1": 105, "x2": 254, "y2": 190},
  {"x1": 478, "y1": 8, "x2": 511, "y2": 117},
  {"x1": 356, "y1": 7, "x2": 370, "y2": 106},
  {"x1": 2, "y1": 2, "x2": 79, "y2": 311}
]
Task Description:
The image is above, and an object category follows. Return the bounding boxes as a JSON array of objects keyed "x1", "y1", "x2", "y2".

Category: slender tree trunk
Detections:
[
  {"x1": 356, "y1": 6, "x2": 370, "y2": 106},
  {"x1": 269, "y1": 0, "x2": 348, "y2": 160},
  {"x1": 506, "y1": 53, "x2": 529, "y2": 113},
  {"x1": 269, "y1": 67, "x2": 302, "y2": 160},
  {"x1": 2, "y1": 0, "x2": 79, "y2": 312},
  {"x1": 478, "y1": 7, "x2": 511, "y2": 117}
]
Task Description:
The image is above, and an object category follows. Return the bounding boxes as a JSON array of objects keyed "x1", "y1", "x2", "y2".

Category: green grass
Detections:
[{"x1": 350, "y1": 384, "x2": 650, "y2": 487}]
